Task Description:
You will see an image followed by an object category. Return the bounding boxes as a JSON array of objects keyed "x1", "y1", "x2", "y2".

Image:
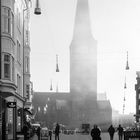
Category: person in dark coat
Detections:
[
  {"x1": 49, "y1": 129, "x2": 52, "y2": 140},
  {"x1": 55, "y1": 123, "x2": 60, "y2": 140},
  {"x1": 37, "y1": 126, "x2": 41, "y2": 140},
  {"x1": 117, "y1": 124, "x2": 123, "y2": 140},
  {"x1": 108, "y1": 125, "x2": 115, "y2": 140},
  {"x1": 91, "y1": 124, "x2": 101, "y2": 140},
  {"x1": 23, "y1": 123, "x2": 29, "y2": 140}
]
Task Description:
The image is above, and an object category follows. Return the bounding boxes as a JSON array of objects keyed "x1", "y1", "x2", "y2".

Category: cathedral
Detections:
[{"x1": 32, "y1": 0, "x2": 112, "y2": 130}]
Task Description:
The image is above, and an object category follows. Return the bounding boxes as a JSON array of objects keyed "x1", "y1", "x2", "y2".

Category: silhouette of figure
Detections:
[
  {"x1": 37, "y1": 126, "x2": 41, "y2": 140},
  {"x1": 117, "y1": 124, "x2": 123, "y2": 140},
  {"x1": 91, "y1": 125, "x2": 101, "y2": 140},
  {"x1": 22, "y1": 123, "x2": 29, "y2": 140},
  {"x1": 108, "y1": 125, "x2": 115, "y2": 140},
  {"x1": 55, "y1": 123, "x2": 60, "y2": 140},
  {"x1": 49, "y1": 129, "x2": 52, "y2": 140}
]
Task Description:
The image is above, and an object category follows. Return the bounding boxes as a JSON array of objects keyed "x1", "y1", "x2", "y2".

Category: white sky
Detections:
[{"x1": 30, "y1": 0, "x2": 140, "y2": 114}]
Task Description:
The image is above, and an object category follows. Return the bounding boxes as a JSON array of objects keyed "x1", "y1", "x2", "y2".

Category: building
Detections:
[
  {"x1": 33, "y1": 91, "x2": 112, "y2": 130},
  {"x1": 69, "y1": 0, "x2": 111, "y2": 128},
  {"x1": 33, "y1": 0, "x2": 112, "y2": 129},
  {"x1": 0, "y1": 0, "x2": 32, "y2": 139},
  {"x1": 135, "y1": 71, "x2": 140, "y2": 122}
]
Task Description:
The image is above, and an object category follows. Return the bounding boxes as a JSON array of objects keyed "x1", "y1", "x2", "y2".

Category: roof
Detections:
[{"x1": 97, "y1": 100, "x2": 112, "y2": 110}]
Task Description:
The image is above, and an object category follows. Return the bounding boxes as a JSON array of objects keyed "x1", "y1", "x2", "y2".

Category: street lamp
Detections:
[
  {"x1": 34, "y1": 0, "x2": 41, "y2": 15},
  {"x1": 50, "y1": 79, "x2": 53, "y2": 91},
  {"x1": 123, "y1": 51, "x2": 130, "y2": 114},
  {"x1": 56, "y1": 54, "x2": 60, "y2": 72},
  {"x1": 126, "y1": 51, "x2": 129, "y2": 70}
]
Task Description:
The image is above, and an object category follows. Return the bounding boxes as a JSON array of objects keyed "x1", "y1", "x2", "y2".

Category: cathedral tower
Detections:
[{"x1": 70, "y1": 0, "x2": 97, "y2": 100}]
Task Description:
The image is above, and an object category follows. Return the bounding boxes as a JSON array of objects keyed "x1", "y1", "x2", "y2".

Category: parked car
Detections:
[{"x1": 41, "y1": 127, "x2": 49, "y2": 140}]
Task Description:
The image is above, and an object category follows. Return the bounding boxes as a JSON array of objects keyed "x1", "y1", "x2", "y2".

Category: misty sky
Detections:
[{"x1": 30, "y1": 0, "x2": 140, "y2": 114}]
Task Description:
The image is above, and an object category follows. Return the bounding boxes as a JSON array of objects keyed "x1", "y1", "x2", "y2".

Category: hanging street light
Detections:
[
  {"x1": 56, "y1": 54, "x2": 60, "y2": 72},
  {"x1": 124, "y1": 76, "x2": 127, "y2": 89},
  {"x1": 50, "y1": 79, "x2": 53, "y2": 91},
  {"x1": 126, "y1": 51, "x2": 129, "y2": 70},
  {"x1": 34, "y1": 0, "x2": 41, "y2": 15}
]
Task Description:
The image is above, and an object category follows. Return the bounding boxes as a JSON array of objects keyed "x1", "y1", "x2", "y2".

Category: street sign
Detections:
[{"x1": 7, "y1": 102, "x2": 16, "y2": 108}]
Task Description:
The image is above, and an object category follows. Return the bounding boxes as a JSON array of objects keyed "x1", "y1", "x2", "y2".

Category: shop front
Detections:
[
  {"x1": 0, "y1": 94, "x2": 24, "y2": 140},
  {"x1": 0, "y1": 95, "x2": 7, "y2": 140},
  {"x1": 6, "y1": 96, "x2": 24, "y2": 140}
]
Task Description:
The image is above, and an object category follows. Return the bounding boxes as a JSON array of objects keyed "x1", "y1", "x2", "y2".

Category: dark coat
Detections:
[
  {"x1": 37, "y1": 127, "x2": 41, "y2": 136},
  {"x1": 91, "y1": 127, "x2": 101, "y2": 140},
  {"x1": 23, "y1": 124, "x2": 28, "y2": 135},
  {"x1": 55, "y1": 124, "x2": 60, "y2": 135},
  {"x1": 108, "y1": 125, "x2": 115, "y2": 136},
  {"x1": 117, "y1": 126, "x2": 123, "y2": 135}
]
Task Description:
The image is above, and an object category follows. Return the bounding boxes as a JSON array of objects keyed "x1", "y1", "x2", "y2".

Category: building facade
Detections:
[
  {"x1": 0, "y1": 0, "x2": 32, "y2": 139},
  {"x1": 135, "y1": 71, "x2": 140, "y2": 122},
  {"x1": 32, "y1": 92, "x2": 112, "y2": 130}
]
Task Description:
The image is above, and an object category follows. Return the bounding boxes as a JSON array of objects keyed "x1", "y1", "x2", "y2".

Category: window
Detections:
[
  {"x1": 3, "y1": 7, "x2": 10, "y2": 33},
  {"x1": 2, "y1": 7, "x2": 14, "y2": 37},
  {"x1": 4, "y1": 54, "x2": 11, "y2": 79},
  {"x1": 11, "y1": 13, "x2": 14, "y2": 37},
  {"x1": 12, "y1": 57, "x2": 15, "y2": 82},
  {"x1": 17, "y1": 8, "x2": 21, "y2": 30},
  {"x1": 17, "y1": 40, "x2": 21, "y2": 63},
  {"x1": 26, "y1": 84, "x2": 30, "y2": 99},
  {"x1": 25, "y1": 30, "x2": 30, "y2": 46},
  {"x1": 25, "y1": 57, "x2": 29, "y2": 73}
]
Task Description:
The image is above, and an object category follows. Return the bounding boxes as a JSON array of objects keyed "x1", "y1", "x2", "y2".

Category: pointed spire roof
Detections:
[{"x1": 73, "y1": 0, "x2": 92, "y2": 38}]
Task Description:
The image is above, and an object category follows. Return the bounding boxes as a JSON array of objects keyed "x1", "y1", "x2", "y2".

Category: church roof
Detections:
[{"x1": 97, "y1": 100, "x2": 112, "y2": 110}]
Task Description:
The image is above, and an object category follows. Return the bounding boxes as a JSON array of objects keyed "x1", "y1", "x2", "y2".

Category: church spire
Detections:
[{"x1": 73, "y1": 0, "x2": 92, "y2": 38}]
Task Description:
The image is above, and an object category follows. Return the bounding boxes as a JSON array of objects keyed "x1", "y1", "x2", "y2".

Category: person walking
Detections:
[
  {"x1": 22, "y1": 123, "x2": 29, "y2": 140},
  {"x1": 90, "y1": 124, "x2": 101, "y2": 140},
  {"x1": 49, "y1": 129, "x2": 52, "y2": 140},
  {"x1": 37, "y1": 126, "x2": 41, "y2": 140},
  {"x1": 108, "y1": 125, "x2": 115, "y2": 140},
  {"x1": 55, "y1": 123, "x2": 60, "y2": 140},
  {"x1": 117, "y1": 124, "x2": 123, "y2": 140}
]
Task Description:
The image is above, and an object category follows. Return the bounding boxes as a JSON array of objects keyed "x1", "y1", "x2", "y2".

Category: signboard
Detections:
[
  {"x1": 124, "y1": 130, "x2": 140, "y2": 140},
  {"x1": 7, "y1": 102, "x2": 16, "y2": 108}
]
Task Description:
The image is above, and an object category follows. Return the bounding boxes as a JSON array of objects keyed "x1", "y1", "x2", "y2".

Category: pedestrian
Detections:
[
  {"x1": 117, "y1": 124, "x2": 123, "y2": 140},
  {"x1": 90, "y1": 124, "x2": 101, "y2": 140},
  {"x1": 37, "y1": 126, "x2": 41, "y2": 140},
  {"x1": 22, "y1": 123, "x2": 29, "y2": 140},
  {"x1": 49, "y1": 129, "x2": 52, "y2": 140},
  {"x1": 108, "y1": 125, "x2": 115, "y2": 140},
  {"x1": 55, "y1": 123, "x2": 60, "y2": 140}
]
